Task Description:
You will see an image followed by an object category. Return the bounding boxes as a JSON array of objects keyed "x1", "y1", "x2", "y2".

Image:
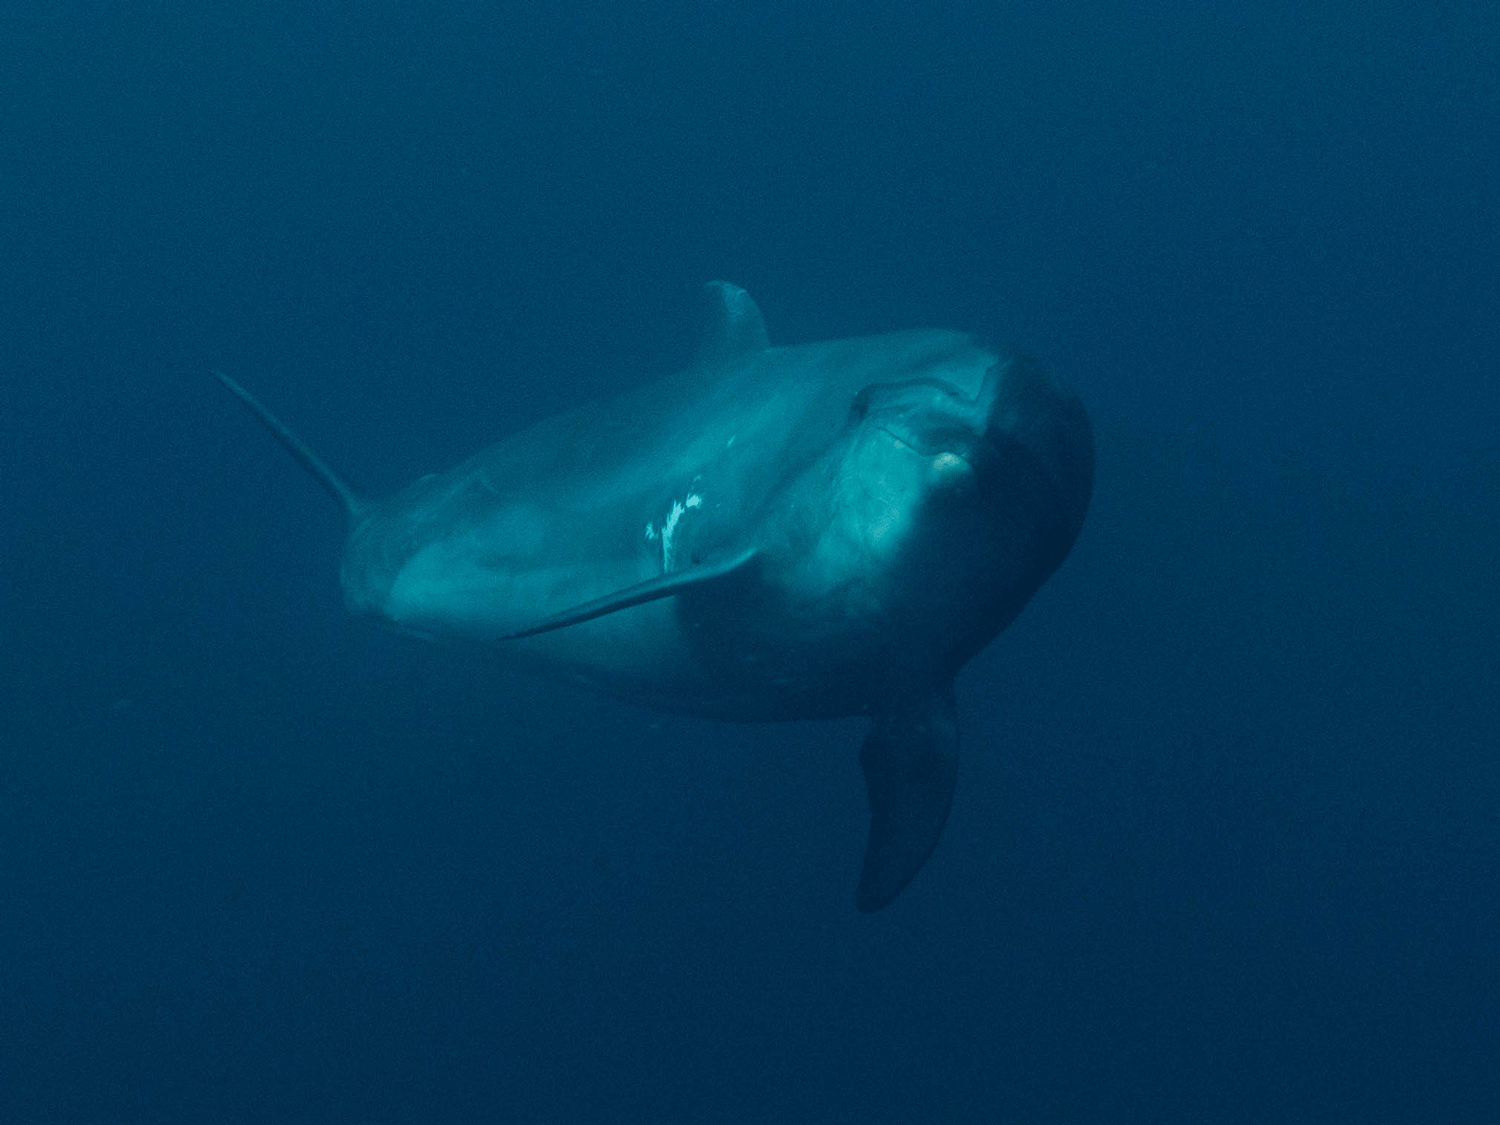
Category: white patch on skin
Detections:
[
  {"x1": 659, "y1": 492, "x2": 704, "y2": 572},
  {"x1": 926, "y1": 451, "x2": 974, "y2": 491}
]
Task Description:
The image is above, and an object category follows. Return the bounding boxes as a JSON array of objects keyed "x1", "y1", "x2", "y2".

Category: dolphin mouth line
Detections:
[{"x1": 875, "y1": 425, "x2": 976, "y2": 469}]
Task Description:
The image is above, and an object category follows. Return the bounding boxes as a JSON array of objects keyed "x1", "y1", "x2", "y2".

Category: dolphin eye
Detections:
[{"x1": 849, "y1": 389, "x2": 871, "y2": 421}]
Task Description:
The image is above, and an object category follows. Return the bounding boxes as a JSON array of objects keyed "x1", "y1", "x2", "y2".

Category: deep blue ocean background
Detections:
[{"x1": 4, "y1": 1, "x2": 1497, "y2": 1120}]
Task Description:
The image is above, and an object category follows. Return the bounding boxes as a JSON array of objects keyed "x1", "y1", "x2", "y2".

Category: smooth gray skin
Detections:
[{"x1": 219, "y1": 282, "x2": 1094, "y2": 911}]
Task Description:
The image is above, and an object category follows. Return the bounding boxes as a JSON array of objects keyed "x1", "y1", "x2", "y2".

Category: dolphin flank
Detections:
[{"x1": 219, "y1": 282, "x2": 1094, "y2": 911}]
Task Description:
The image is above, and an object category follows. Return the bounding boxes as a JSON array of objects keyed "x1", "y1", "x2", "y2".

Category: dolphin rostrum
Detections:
[{"x1": 219, "y1": 282, "x2": 1094, "y2": 911}]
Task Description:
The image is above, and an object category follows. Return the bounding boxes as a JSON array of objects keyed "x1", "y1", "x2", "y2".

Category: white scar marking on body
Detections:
[{"x1": 660, "y1": 493, "x2": 704, "y2": 572}]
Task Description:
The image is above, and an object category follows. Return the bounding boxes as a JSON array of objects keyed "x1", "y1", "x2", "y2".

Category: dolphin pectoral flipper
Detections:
[
  {"x1": 502, "y1": 547, "x2": 759, "y2": 640},
  {"x1": 856, "y1": 686, "x2": 959, "y2": 912}
]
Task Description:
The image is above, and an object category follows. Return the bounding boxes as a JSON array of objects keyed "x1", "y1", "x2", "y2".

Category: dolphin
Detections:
[{"x1": 218, "y1": 282, "x2": 1094, "y2": 911}]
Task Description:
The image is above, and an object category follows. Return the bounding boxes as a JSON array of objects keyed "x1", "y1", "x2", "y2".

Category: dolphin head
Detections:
[
  {"x1": 851, "y1": 356, "x2": 1091, "y2": 518},
  {"x1": 755, "y1": 355, "x2": 1093, "y2": 686},
  {"x1": 852, "y1": 355, "x2": 1091, "y2": 546},
  {"x1": 835, "y1": 374, "x2": 998, "y2": 562}
]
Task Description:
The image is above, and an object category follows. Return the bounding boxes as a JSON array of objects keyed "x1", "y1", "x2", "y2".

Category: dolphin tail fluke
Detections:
[
  {"x1": 215, "y1": 372, "x2": 372, "y2": 528},
  {"x1": 856, "y1": 685, "x2": 959, "y2": 912}
]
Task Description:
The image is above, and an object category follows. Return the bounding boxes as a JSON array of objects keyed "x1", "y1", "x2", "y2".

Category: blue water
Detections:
[{"x1": 4, "y1": 2, "x2": 1497, "y2": 1120}]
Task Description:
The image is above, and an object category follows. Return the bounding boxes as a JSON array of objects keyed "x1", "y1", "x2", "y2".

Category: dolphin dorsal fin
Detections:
[{"x1": 695, "y1": 281, "x2": 769, "y2": 366}]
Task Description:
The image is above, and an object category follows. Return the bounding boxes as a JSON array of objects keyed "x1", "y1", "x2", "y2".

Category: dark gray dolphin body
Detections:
[{"x1": 219, "y1": 282, "x2": 1094, "y2": 911}]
